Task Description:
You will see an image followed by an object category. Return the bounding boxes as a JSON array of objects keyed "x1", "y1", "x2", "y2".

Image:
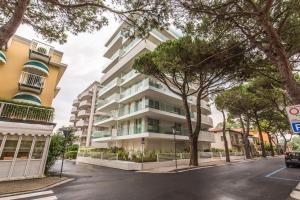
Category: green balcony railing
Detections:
[{"x1": 0, "y1": 100, "x2": 54, "y2": 123}]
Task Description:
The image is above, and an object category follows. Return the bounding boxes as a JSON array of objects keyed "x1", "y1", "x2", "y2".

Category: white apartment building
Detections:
[
  {"x1": 70, "y1": 81, "x2": 101, "y2": 146},
  {"x1": 92, "y1": 24, "x2": 215, "y2": 153}
]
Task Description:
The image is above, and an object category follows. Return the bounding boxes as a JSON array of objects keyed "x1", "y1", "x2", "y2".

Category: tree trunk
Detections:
[
  {"x1": 190, "y1": 136, "x2": 198, "y2": 166},
  {"x1": 0, "y1": 0, "x2": 30, "y2": 48},
  {"x1": 254, "y1": 112, "x2": 266, "y2": 157},
  {"x1": 257, "y1": 14, "x2": 300, "y2": 104},
  {"x1": 283, "y1": 140, "x2": 287, "y2": 153},
  {"x1": 267, "y1": 132, "x2": 275, "y2": 157},
  {"x1": 221, "y1": 110, "x2": 230, "y2": 162},
  {"x1": 239, "y1": 115, "x2": 251, "y2": 159},
  {"x1": 182, "y1": 96, "x2": 198, "y2": 166}
]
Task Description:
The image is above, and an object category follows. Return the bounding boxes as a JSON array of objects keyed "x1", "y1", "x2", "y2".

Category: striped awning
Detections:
[
  {"x1": 12, "y1": 92, "x2": 42, "y2": 105},
  {"x1": 24, "y1": 60, "x2": 49, "y2": 76},
  {"x1": 0, "y1": 51, "x2": 6, "y2": 63}
]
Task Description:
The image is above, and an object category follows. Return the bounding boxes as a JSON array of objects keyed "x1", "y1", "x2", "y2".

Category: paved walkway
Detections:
[
  {"x1": 140, "y1": 157, "x2": 250, "y2": 173},
  {"x1": 0, "y1": 176, "x2": 68, "y2": 196}
]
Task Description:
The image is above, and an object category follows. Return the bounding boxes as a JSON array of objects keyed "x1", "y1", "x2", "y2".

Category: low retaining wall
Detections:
[{"x1": 76, "y1": 156, "x2": 244, "y2": 171}]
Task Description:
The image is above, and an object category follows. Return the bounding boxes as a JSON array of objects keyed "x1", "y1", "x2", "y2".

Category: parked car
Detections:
[{"x1": 285, "y1": 152, "x2": 300, "y2": 168}]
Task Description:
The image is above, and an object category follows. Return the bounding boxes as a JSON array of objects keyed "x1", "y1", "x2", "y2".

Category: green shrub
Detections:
[
  {"x1": 65, "y1": 151, "x2": 78, "y2": 159},
  {"x1": 117, "y1": 150, "x2": 129, "y2": 160},
  {"x1": 67, "y1": 144, "x2": 79, "y2": 152},
  {"x1": 131, "y1": 151, "x2": 157, "y2": 162}
]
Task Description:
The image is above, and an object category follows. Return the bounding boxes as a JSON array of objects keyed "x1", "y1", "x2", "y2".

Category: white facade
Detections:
[
  {"x1": 92, "y1": 25, "x2": 214, "y2": 153},
  {"x1": 69, "y1": 81, "x2": 101, "y2": 146},
  {"x1": 0, "y1": 120, "x2": 53, "y2": 181}
]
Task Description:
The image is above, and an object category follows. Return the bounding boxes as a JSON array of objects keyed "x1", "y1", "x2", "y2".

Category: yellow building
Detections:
[{"x1": 0, "y1": 35, "x2": 67, "y2": 181}]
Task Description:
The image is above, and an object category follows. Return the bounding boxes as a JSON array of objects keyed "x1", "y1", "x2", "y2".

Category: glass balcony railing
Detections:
[
  {"x1": 120, "y1": 70, "x2": 139, "y2": 84},
  {"x1": 94, "y1": 111, "x2": 118, "y2": 123},
  {"x1": 150, "y1": 29, "x2": 169, "y2": 42},
  {"x1": 120, "y1": 38, "x2": 141, "y2": 58},
  {"x1": 92, "y1": 131, "x2": 112, "y2": 138},
  {"x1": 99, "y1": 77, "x2": 120, "y2": 95},
  {"x1": 96, "y1": 93, "x2": 120, "y2": 108}
]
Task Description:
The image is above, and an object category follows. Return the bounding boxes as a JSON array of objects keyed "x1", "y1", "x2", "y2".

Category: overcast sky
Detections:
[{"x1": 15, "y1": 19, "x2": 222, "y2": 130}]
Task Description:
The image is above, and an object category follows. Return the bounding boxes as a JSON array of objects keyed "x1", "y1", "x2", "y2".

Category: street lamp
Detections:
[
  {"x1": 59, "y1": 127, "x2": 71, "y2": 178},
  {"x1": 172, "y1": 127, "x2": 178, "y2": 172}
]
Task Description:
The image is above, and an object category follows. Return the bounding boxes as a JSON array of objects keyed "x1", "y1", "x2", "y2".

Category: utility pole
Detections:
[
  {"x1": 172, "y1": 128, "x2": 177, "y2": 172},
  {"x1": 59, "y1": 127, "x2": 71, "y2": 178}
]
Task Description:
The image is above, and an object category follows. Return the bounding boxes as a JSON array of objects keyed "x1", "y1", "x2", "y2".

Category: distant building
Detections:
[
  {"x1": 69, "y1": 81, "x2": 101, "y2": 147},
  {"x1": 91, "y1": 23, "x2": 214, "y2": 153},
  {"x1": 0, "y1": 35, "x2": 67, "y2": 181},
  {"x1": 210, "y1": 128, "x2": 244, "y2": 152},
  {"x1": 210, "y1": 128, "x2": 278, "y2": 155}
]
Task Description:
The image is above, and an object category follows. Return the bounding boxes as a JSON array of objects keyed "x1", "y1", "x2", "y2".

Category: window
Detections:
[
  {"x1": 148, "y1": 118, "x2": 159, "y2": 132},
  {"x1": 134, "y1": 99, "x2": 142, "y2": 111},
  {"x1": 134, "y1": 118, "x2": 142, "y2": 134},
  {"x1": 17, "y1": 138, "x2": 32, "y2": 159},
  {"x1": 0, "y1": 136, "x2": 19, "y2": 160},
  {"x1": 31, "y1": 138, "x2": 46, "y2": 159},
  {"x1": 221, "y1": 136, "x2": 224, "y2": 142},
  {"x1": 149, "y1": 99, "x2": 159, "y2": 109},
  {"x1": 174, "y1": 123, "x2": 182, "y2": 134}
]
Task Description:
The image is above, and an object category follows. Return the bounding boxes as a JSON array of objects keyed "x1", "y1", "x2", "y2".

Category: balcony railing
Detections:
[
  {"x1": 92, "y1": 131, "x2": 112, "y2": 138},
  {"x1": 19, "y1": 71, "x2": 46, "y2": 94},
  {"x1": 29, "y1": 40, "x2": 54, "y2": 63},
  {"x1": 0, "y1": 101, "x2": 54, "y2": 123}
]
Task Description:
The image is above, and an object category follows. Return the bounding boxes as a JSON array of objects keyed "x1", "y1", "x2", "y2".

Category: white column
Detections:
[
  {"x1": 38, "y1": 136, "x2": 51, "y2": 176},
  {"x1": 0, "y1": 135, "x2": 7, "y2": 158},
  {"x1": 86, "y1": 85, "x2": 97, "y2": 147},
  {"x1": 8, "y1": 136, "x2": 22, "y2": 178},
  {"x1": 24, "y1": 136, "x2": 36, "y2": 177}
]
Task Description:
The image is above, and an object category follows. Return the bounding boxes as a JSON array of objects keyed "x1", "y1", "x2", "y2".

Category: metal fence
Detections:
[{"x1": 78, "y1": 151, "x2": 244, "y2": 162}]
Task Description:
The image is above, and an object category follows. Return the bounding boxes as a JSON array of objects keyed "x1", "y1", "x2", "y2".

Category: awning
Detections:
[
  {"x1": 0, "y1": 51, "x2": 6, "y2": 63},
  {"x1": 12, "y1": 92, "x2": 42, "y2": 105},
  {"x1": 24, "y1": 60, "x2": 49, "y2": 76}
]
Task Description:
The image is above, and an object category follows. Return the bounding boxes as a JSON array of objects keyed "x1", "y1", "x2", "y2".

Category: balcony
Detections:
[
  {"x1": 79, "y1": 100, "x2": 91, "y2": 109},
  {"x1": 98, "y1": 77, "x2": 120, "y2": 98},
  {"x1": 119, "y1": 69, "x2": 141, "y2": 87},
  {"x1": 96, "y1": 93, "x2": 120, "y2": 112},
  {"x1": 18, "y1": 71, "x2": 46, "y2": 94},
  {"x1": 72, "y1": 99, "x2": 79, "y2": 106},
  {"x1": 71, "y1": 106, "x2": 78, "y2": 114},
  {"x1": 92, "y1": 131, "x2": 112, "y2": 139},
  {"x1": 77, "y1": 110, "x2": 90, "y2": 118},
  {"x1": 29, "y1": 40, "x2": 54, "y2": 63},
  {"x1": 79, "y1": 90, "x2": 93, "y2": 100},
  {"x1": 94, "y1": 111, "x2": 118, "y2": 127},
  {"x1": 0, "y1": 100, "x2": 53, "y2": 123},
  {"x1": 69, "y1": 115, "x2": 75, "y2": 122},
  {"x1": 74, "y1": 130, "x2": 83, "y2": 137},
  {"x1": 76, "y1": 120, "x2": 89, "y2": 127}
]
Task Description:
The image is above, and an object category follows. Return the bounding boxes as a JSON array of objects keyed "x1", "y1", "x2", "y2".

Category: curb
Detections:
[
  {"x1": 289, "y1": 183, "x2": 300, "y2": 200},
  {"x1": 0, "y1": 178, "x2": 74, "y2": 198}
]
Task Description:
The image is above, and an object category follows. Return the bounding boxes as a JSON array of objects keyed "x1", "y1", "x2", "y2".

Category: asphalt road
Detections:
[{"x1": 50, "y1": 157, "x2": 299, "y2": 200}]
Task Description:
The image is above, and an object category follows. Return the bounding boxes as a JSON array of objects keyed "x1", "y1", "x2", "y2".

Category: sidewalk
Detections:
[
  {"x1": 0, "y1": 176, "x2": 70, "y2": 196},
  {"x1": 139, "y1": 157, "x2": 249, "y2": 173},
  {"x1": 290, "y1": 183, "x2": 300, "y2": 200}
]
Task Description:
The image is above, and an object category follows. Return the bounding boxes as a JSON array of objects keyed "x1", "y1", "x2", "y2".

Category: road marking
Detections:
[
  {"x1": 0, "y1": 190, "x2": 54, "y2": 200},
  {"x1": 33, "y1": 196, "x2": 57, "y2": 200},
  {"x1": 267, "y1": 176, "x2": 300, "y2": 182},
  {"x1": 265, "y1": 167, "x2": 286, "y2": 177}
]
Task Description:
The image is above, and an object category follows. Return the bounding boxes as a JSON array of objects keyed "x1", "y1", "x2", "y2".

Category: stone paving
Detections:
[{"x1": 0, "y1": 176, "x2": 68, "y2": 195}]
